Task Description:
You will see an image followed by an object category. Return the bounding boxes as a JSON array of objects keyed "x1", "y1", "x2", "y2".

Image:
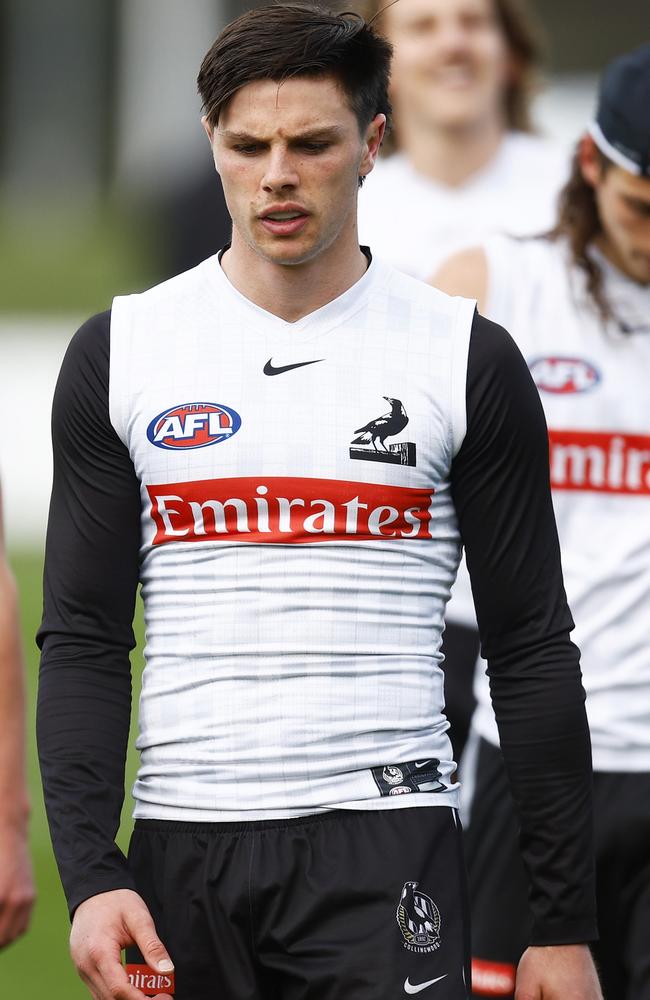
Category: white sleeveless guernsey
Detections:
[
  {"x1": 109, "y1": 255, "x2": 476, "y2": 820},
  {"x1": 358, "y1": 133, "x2": 569, "y2": 281},
  {"x1": 472, "y1": 236, "x2": 650, "y2": 772}
]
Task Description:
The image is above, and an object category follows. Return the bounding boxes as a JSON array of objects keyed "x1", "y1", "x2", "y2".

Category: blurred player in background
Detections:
[
  {"x1": 0, "y1": 480, "x2": 35, "y2": 947},
  {"x1": 434, "y1": 43, "x2": 650, "y2": 1000},
  {"x1": 357, "y1": 0, "x2": 568, "y2": 280},
  {"x1": 357, "y1": 0, "x2": 570, "y2": 759}
]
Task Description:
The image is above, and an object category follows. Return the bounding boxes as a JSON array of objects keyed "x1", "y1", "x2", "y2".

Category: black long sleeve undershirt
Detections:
[{"x1": 37, "y1": 309, "x2": 596, "y2": 942}]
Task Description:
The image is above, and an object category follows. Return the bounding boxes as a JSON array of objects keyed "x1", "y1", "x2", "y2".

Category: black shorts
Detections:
[
  {"x1": 463, "y1": 736, "x2": 650, "y2": 1000},
  {"x1": 125, "y1": 806, "x2": 471, "y2": 999}
]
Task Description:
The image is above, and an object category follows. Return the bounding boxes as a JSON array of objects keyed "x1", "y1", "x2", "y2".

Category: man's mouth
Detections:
[
  {"x1": 259, "y1": 206, "x2": 310, "y2": 236},
  {"x1": 264, "y1": 211, "x2": 305, "y2": 221}
]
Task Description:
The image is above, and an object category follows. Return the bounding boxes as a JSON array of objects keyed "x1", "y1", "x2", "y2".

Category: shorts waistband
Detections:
[{"x1": 134, "y1": 809, "x2": 358, "y2": 835}]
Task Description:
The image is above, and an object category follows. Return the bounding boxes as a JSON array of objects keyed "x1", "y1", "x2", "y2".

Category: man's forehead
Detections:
[
  {"x1": 386, "y1": 0, "x2": 495, "y2": 27},
  {"x1": 218, "y1": 75, "x2": 354, "y2": 133}
]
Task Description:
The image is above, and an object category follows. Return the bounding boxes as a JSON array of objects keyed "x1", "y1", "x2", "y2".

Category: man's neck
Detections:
[
  {"x1": 220, "y1": 229, "x2": 369, "y2": 324},
  {"x1": 398, "y1": 114, "x2": 506, "y2": 188}
]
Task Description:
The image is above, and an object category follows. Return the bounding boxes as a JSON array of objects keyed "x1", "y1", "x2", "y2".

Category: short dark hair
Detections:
[{"x1": 197, "y1": 3, "x2": 392, "y2": 135}]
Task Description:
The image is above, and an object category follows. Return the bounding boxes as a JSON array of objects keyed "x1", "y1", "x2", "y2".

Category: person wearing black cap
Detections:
[{"x1": 433, "y1": 43, "x2": 650, "y2": 1000}]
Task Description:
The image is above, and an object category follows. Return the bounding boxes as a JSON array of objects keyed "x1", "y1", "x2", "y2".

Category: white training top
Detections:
[
  {"x1": 109, "y1": 254, "x2": 476, "y2": 820},
  {"x1": 471, "y1": 235, "x2": 650, "y2": 771},
  {"x1": 358, "y1": 132, "x2": 570, "y2": 281}
]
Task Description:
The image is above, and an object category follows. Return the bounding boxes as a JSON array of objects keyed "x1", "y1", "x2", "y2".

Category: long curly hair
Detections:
[{"x1": 549, "y1": 145, "x2": 613, "y2": 322}]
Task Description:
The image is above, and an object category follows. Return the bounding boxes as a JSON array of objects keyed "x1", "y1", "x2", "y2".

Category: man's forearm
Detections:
[
  {"x1": 0, "y1": 565, "x2": 30, "y2": 832},
  {"x1": 37, "y1": 653, "x2": 136, "y2": 916}
]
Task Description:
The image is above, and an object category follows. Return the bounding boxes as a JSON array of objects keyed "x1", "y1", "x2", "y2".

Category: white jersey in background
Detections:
[
  {"x1": 471, "y1": 234, "x2": 650, "y2": 772},
  {"x1": 358, "y1": 133, "x2": 569, "y2": 281}
]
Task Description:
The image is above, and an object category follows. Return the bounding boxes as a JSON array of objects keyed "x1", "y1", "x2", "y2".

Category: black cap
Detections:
[{"x1": 589, "y1": 43, "x2": 650, "y2": 177}]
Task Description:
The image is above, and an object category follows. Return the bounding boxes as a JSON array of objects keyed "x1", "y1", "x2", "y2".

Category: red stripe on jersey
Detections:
[
  {"x1": 147, "y1": 476, "x2": 434, "y2": 545},
  {"x1": 124, "y1": 964, "x2": 175, "y2": 995},
  {"x1": 471, "y1": 957, "x2": 516, "y2": 995},
  {"x1": 549, "y1": 430, "x2": 650, "y2": 495}
]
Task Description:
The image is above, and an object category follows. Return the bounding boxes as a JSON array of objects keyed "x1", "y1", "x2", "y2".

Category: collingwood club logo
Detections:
[
  {"x1": 350, "y1": 397, "x2": 416, "y2": 467},
  {"x1": 396, "y1": 881, "x2": 442, "y2": 953}
]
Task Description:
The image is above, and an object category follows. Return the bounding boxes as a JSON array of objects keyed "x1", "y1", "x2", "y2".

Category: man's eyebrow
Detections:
[{"x1": 218, "y1": 126, "x2": 345, "y2": 142}]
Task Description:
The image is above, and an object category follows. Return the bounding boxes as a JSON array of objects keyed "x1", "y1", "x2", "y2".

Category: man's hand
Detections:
[
  {"x1": 70, "y1": 889, "x2": 174, "y2": 1000},
  {"x1": 0, "y1": 824, "x2": 35, "y2": 947},
  {"x1": 516, "y1": 944, "x2": 602, "y2": 999}
]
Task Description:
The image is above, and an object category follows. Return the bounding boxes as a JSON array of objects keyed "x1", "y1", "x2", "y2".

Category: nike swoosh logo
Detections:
[
  {"x1": 263, "y1": 358, "x2": 324, "y2": 376},
  {"x1": 404, "y1": 975, "x2": 447, "y2": 994},
  {"x1": 414, "y1": 760, "x2": 434, "y2": 768}
]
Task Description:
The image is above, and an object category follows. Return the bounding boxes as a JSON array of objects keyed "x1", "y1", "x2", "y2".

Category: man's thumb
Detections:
[{"x1": 131, "y1": 912, "x2": 174, "y2": 973}]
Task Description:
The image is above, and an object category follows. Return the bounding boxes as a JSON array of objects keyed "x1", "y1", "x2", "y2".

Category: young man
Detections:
[
  {"x1": 0, "y1": 481, "x2": 35, "y2": 948},
  {"x1": 37, "y1": 6, "x2": 600, "y2": 999},
  {"x1": 357, "y1": 0, "x2": 569, "y2": 760},
  {"x1": 357, "y1": 0, "x2": 568, "y2": 280},
  {"x1": 435, "y1": 44, "x2": 650, "y2": 1000}
]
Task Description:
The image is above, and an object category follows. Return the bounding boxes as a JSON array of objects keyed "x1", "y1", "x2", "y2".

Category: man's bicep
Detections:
[
  {"x1": 451, "y1": 314, "x2": 572, "y2": 665},
  {"x1": 38, "y1": 311, "x2": 141, "y2": 655}
]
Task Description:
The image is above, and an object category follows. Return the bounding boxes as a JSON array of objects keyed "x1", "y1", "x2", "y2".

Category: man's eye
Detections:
[
  {"x1": 300, "y1": 142, "x2": 329, "y2": 153},
  {"x1": 232, "y1": 144, "x2": 262, "y2": 154}
]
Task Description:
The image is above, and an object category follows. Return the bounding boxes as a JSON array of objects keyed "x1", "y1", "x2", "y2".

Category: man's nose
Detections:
[
  {"x1": 261, "y1": 148, "x2": 299, "y2": 192},
  {"x1": 434, "y1": 19, "x2": 472, "y2": 56}
]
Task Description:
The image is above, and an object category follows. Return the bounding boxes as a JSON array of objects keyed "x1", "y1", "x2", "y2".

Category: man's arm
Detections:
[
  {"x1": 0, "y1": 485, "x2": 35, "y2": 947},
  {"x1": 36, "y1": 312, "x2": 173, "y2": 998},
  {"x1": 431, "y1": 248, "x2": 489, "y2": 313},
  {"x1": 451, "y1": 314, "x2": 601, "y2": 998}
]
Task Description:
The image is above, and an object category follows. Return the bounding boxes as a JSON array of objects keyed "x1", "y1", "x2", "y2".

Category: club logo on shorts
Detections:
[
  {"x1": 383, "y1": 766, "x2": 404, "y2": 785},
  {"x1": 396, "y1": 881, "x2": 442, "y2": 953},
  {"x1": 528, "y1": 357, "x2": 601, "y2": 394},
  {"x1": 147, "y1": 402, "x2": 241, "y2": 450}
]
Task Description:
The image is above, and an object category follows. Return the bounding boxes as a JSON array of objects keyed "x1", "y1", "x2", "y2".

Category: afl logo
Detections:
[
  {"x1": 529, "y1": 357, "x2": 600, "y2": 394},
  {"x1": 147, "y1": 402, "x2": 241, "y2": 450}
]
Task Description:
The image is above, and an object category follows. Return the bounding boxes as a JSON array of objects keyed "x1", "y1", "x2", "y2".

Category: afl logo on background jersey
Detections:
[
  {"x1": 147, "y1": 402, "x2": 241, "y2": 450},
  {"x1": 529, "y1": 357, "x2": 601, "y2": 394}
]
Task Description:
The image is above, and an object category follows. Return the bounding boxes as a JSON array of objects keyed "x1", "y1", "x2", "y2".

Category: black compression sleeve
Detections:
[
  {"x1": 36, "y1": 310, "x2": 142, "y2": 917},
  {"x1": 452, "y1": 313, "x2": 597, "y2": 945}
]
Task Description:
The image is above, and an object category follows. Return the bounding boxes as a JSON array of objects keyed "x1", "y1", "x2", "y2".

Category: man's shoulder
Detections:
[
  {"x1": 502, "y1": 131, "x2": 570, "y2": 176},
  {"x1": 381, "y1": 260, "x2": 476, "y2": 318}
]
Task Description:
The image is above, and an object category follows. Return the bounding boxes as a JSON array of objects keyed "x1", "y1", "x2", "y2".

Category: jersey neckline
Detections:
[{"x1": 200, "y1": 245, "x2": 386, "y2": 343}]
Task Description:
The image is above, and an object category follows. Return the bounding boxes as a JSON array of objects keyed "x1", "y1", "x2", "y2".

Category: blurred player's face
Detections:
[
  {"x1": 205, "y1": 76, "x2": 384, "y2": 267},
  {"x1": 581, "y1": 138, "x2": 650, "y2": 285},
  {"x1": 382, "y1": 0, "x2": 511, "y2": 132}
]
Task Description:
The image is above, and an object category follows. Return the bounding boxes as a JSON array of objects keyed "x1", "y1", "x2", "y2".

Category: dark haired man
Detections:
[
  {"x1": 435, "y1": 44, "x2": 650, "y2": 1000},
  {"x1": 38, "y1": 5, "x2": 599, "y2": 999}
]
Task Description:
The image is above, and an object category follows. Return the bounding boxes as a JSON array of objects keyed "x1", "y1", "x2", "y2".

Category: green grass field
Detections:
[{"x1": 2, "y1": 549, "x2": 145, "y2": 998}]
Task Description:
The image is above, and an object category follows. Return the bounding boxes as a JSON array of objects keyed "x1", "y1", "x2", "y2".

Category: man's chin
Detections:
[{"x1": 254, "y1": 237, "x2": 321, "y2": 267}]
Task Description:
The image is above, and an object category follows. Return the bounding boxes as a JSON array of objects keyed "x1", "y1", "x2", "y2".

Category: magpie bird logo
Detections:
[
  {"x1": 396, "y1": 881, "x2": 441, "y2": 953},
  {"x1": 350, "y1": 397, "x2": 416, "y2": 466}
]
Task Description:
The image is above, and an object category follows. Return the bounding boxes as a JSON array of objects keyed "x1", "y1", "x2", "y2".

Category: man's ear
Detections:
[
  {"x1": 359, "y1": 113, "x2": 387, "y2": 180},
  {"x1": 578, "y1": 134, "x2": 602, "y2": 189},
  {"x1": 201, "y1": 115, "x2": 213, "y2": 142}
]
